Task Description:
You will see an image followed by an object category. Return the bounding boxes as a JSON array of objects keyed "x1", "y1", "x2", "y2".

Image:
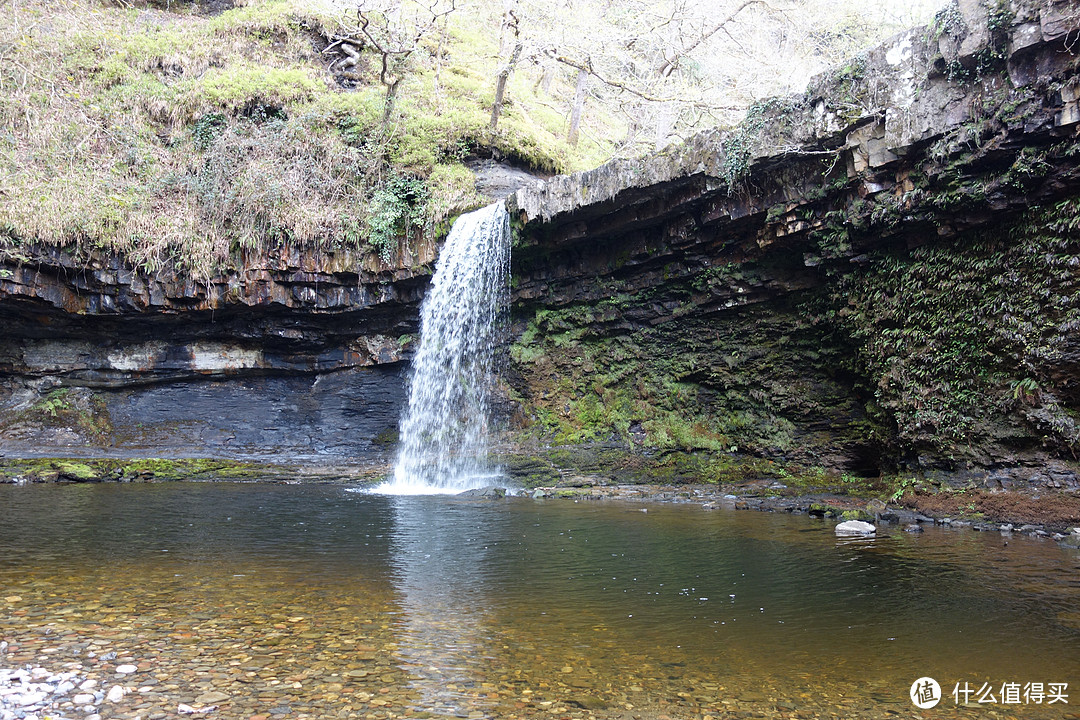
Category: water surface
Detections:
[{"x1": 1, "y1": 483, "x2": 1078, "y2": 719}]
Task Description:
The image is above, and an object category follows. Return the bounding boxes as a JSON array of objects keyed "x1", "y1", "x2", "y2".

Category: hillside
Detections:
[{"x1": 0, "y1": 0, "x2": 936, "y2": 277}]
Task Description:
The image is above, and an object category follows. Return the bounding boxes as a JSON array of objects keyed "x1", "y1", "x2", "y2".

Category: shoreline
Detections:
[{"x1": 2, "y1": 455, "x2": 1079, "y2": 541}]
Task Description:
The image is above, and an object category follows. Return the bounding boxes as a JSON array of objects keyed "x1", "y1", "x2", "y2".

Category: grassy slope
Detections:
[
  {"x1": 0, "y1": 0, "x2": 934, "y2": 277},
  {"x1": 0, "y1": 0, "x2": 621, "y2": 276}
]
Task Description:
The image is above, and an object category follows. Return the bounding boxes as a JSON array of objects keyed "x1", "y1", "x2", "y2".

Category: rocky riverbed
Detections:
[{"x1": 2, "y1": 571, "x2": 1076, "y2": 720}]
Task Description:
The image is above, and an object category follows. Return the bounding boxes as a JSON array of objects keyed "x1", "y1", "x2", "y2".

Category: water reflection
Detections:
[{"x1": 387, "y1": 496, "x2": 501, "y2": 716}]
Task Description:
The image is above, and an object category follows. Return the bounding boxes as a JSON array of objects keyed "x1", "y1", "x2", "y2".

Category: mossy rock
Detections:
[{"x1": 56, "y1": 462, "x2": 103, "y2": 482}]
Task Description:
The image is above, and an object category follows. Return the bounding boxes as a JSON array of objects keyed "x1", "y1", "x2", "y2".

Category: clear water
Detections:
[
  {"x1": 382, "y1": 203, "x2": 511, "y2": 495},
  {"x1": 1, "y1": 483, "x2": 1079, "y2": 719}
]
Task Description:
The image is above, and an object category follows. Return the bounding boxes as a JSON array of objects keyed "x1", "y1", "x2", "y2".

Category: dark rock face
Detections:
[
  {"x1": 0, "y1": 367, "x2": 406, "y2": 462},
  {"x1": 468, "y1": 159, "x2": 551, "y2": 201},
  {"x1": 0, "y1": 241, "x2": 425, "y2": 462},
  {"x1": 504, "y1": 0, "x2": 1080, "y2": 485}
]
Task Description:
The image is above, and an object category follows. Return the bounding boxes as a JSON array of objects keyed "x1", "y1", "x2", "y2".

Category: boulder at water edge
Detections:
[
  {"x1": 834, "y1": 520, "x2": 877, "y2": 536},
  {"x1": 457, "y1": 486, "x2": 507, "y2": 499}
]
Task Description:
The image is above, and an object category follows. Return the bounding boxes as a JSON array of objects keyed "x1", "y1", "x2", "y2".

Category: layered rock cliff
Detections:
[
  {"x1": 504, "y1": 0, "x2": 1080, "y2": 488},
  {"x1": 0, "y1": 240, "x2": 432, "y2": 459}
]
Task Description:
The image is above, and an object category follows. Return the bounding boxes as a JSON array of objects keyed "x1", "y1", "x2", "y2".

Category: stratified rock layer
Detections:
[{"x1": 505, "y1": 0, "x2": 1080, "y2": 488}]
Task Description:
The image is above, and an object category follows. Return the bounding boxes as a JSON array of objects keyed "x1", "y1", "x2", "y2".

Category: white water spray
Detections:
[{"x1": 374, "y1": 203, "x2": 511, "y2": 495}]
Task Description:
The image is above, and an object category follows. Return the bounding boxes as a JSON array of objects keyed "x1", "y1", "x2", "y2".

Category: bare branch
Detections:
[
  {"x1": 657, "y1": 0, "x2": 770, "y2": 77},
  {"x1": 545, "y1": 51, "x2": 740, "y2": 111}
]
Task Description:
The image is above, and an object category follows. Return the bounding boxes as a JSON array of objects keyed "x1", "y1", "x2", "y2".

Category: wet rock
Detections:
[
  {"x1": 457, "y1": 486, "x2": 507, "y2": 499},
  {"x1": 834, "y1": 520, "x2": 876, "y2": 536},
  {"x1": 904, "y1": 523, "x2": 923, "y2": 533},
  {"x1": 194, "y1": 691, "x2": 230, "y2": 704},
  {"x1": 567, "y1": 696, "x2": 609, "y2": 710}
]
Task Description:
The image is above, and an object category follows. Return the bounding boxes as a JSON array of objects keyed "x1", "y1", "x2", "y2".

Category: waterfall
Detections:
[{"x1": 375, "y1": 203, "x2": 511, "y2": 494}]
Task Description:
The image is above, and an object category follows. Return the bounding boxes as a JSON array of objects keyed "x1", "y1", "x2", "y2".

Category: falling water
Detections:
[{"x1": 375, "y1": 203, "x2": 511, "y2": 494}]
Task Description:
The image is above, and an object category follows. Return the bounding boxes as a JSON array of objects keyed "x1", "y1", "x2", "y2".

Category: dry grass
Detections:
[
  {"x1": 0, "y1": 0, "x2": 937, "y2": 276},
  {"x1": 0, "y1": 0, "x2": 515, "y2": 276}
]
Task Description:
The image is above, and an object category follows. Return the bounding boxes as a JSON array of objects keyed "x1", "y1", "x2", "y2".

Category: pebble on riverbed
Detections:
[{"x1": 0, "y1": 666, "x2": 92, "y2": 720}]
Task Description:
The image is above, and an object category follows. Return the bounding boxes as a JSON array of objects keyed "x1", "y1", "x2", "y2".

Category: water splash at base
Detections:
[{"x1": 373, "y1": 203, "x2": 510, "y2": 495}]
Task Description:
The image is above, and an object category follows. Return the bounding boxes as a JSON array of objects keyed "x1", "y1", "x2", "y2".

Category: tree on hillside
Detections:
[
  {"x1": 323, "y1": 0, "x2": 456, "y2": 129},
  {"x1": 508, "y1": 0, "x2": 773, "y2": 151},
  {"x1": 490, "y1": 0, "x2": 523, "y2": 130}
]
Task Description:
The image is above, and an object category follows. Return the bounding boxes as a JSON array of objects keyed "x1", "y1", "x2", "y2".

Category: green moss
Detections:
[
  {"x1": 372, "y1": 428, "x2": 400, "y2": 446},
  {"x1": 187, "y1": 64, "x2": 320, "y2": 113},
  {"x1": 56, "y1": 462, "x2": 101, "y2": 481},
  {"x1": 0, "y1": 457, "x2": 297, "y2": 484}
]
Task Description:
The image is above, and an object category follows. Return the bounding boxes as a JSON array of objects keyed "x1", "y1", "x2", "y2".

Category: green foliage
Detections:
[
  {"x1": 824, "y1": 200, "x2": 1080, "y2": 458},
  {"x1": 192, "y1": 112, "x2": 227, "y2": 150},
  {"x1": 366, "y1": 175, "x2": 430, "y2": 263},
  {"x1": 720, "y1": 97, "x2": 805, "y2": 192},
  {"x1": 20, "y1": 388, "x2": 113, "y2": 438},
  {"x1": 939, "y1": 0, "x2": 1013, "y2": 81},
  {"x1": 927, "y1": 1, "x2": 966, "y2": 41},
  {"x1": 33, "y1": 388, "x2": 75, "y2": 418}
]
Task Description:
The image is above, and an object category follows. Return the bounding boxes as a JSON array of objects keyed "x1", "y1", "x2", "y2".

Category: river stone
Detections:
[
  {"x1": 458, "y1": 486, "x2": 506, "y2": 499},
  {"x1": 115, "y1": 664, "x2": 138, "y2": 674},
  {"x1": 106, "y1": 685, "x2": 125, "y2": 702},
  {"x1": 194, "y1": 691, "x2": 230, "y2": 704},
  {"x1": 834, "y1": 520, "x2": 876, "y2": 536}
]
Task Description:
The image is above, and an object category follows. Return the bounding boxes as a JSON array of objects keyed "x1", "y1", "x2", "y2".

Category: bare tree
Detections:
[
  {"x1": 567, "y1": 67, "x2": 589, "y2": 146},
  {"x1": 490, "y1": 1, "x2": 522, "y2": 131},
  {"x1": 327, "y1": 0, "x2": 456, "y2": 129}
]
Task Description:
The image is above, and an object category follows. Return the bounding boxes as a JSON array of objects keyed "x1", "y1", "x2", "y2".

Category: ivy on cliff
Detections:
[{"x1": 824, "y1": 199, "x2": 1080, "y2": 461}]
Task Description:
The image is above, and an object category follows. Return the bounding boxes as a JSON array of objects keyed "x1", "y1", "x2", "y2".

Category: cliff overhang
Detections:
[{"x1": 501, "y1": 0, "x2": 1080, "y2": 488}]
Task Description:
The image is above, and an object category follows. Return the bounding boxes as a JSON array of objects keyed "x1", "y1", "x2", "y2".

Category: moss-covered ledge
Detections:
[{"x1": 0, "y1": 458, "x2": 387, "y2": 484}]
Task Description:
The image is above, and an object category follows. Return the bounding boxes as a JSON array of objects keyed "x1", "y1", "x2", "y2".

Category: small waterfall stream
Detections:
[{"x1": 375, "y1": 203, "x2": 511, "y2": 494}]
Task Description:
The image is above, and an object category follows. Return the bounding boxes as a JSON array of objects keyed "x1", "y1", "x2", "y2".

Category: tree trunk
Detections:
[
  {"x1": 534, "y1": 64, "x2": 554, "y2": 95},
  {"x1": 654, "y1": 102, "x2": 675, "y2": 151},
  {"x1": 567, "y1": 68, "x2": 588, "y2": 147},
  {"x1": 497, "y1": 0, "x2": 518, "y2": 57},
  {"x1": 490, "y1": 42, "x2": 522, "y2": 131},
  {"x1": 382, "y1": 78, "x2": 401, "y2": 127}
]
